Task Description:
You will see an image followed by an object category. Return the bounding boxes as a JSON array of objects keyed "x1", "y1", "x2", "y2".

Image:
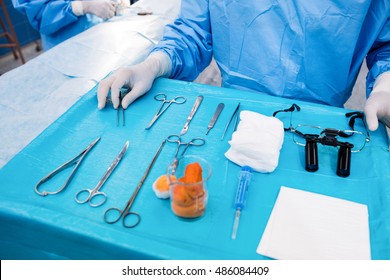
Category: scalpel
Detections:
[
  {"x1": 206, "y1": 103, "x2": 224, "y2": 135},
  {"x1": 180, "y1": 95, "x2": 203, "y2": 135}
]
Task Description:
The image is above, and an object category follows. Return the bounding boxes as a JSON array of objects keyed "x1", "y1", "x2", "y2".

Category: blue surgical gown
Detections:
[
  {"x1": 153, "y1": 0, "x2": 390, "y2": 107},
  {"x1": 12, "y1": 0, "x2": 102, "y2": 50}
]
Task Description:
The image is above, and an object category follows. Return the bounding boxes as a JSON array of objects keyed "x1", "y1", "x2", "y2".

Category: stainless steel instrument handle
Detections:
[
  {"x1": 206, "y1": 103, "x2": 224, "y2": 135},
  {"x1": 95, "y1": 141, "x2": 129, "y2": 191},
  {"x1": 180, "y1": 95, "x2": 203, "y2": 135}
]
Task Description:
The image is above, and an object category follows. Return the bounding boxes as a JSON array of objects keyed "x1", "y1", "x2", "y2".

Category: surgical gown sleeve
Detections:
[
  {"x1": 152, "y1": 0, "x2": 213, "y2": 81},
  {"x1": 12, "y1": 0, "x2": 78, "y2": 36},
  {"x1": 366, "y1": 17, "x2": 390, "y2": 94}
]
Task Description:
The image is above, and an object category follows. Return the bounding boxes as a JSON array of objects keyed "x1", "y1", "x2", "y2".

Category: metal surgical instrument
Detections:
[
  {"x1": 145, "y1": 94, "x2": 187, "y2": 129},
  {"x1": 104, "y1": 140, "x2": 166, "y2": 228},
  {"x1": 75, "y1": 141, "x2": 129, "y2": 207},
  {"x1": 166, "y1": 134, "x2": 206, "y2": 172},
  {"x1": 221, "y1": 103, "x2": 240, "y2": 140},
  {"x1": 206, "y1": 103, "x2": 224, "y2": 135},
  {"x1": 106, "y1": 87, "x2": 128, "y2": 126},
  {"x1": 35, "y1": 137, "x2": 101, "y2": 196},
  {"x1": 180, "y1": 95, "x2": 203, "y2": 135},
  {"x1": 117, "y1": 88, "x2": 129, "y2": 127}
]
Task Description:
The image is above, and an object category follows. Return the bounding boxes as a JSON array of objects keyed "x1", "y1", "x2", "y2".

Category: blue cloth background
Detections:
[{"x1": 0, "y1": 78, "x2": 389, "y2": 259}]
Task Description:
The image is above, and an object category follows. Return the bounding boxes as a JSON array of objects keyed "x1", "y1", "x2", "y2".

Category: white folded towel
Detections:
[{"x1": 225, "y1": 110, "x2": 284, "y2": 173}]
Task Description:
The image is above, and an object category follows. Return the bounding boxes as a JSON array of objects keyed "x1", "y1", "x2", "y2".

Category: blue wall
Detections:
[{"x1": 0, "y1": 0, "x2": 40, "y2": 56}]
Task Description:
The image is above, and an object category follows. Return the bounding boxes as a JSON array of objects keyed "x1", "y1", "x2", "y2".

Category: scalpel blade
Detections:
[{"x1": 180, "y1": 95, "x2": 203, "y2": 135}]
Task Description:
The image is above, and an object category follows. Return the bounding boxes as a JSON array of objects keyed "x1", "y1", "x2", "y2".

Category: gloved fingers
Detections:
[
  {"x1": 100, "y1": 2, "x2": 116, "y2": 19},
  {"x1": 110, "y1": 75, "x2": 130, "y2": 109},
  {"x1": 363, "y1": 98, "x2": 379, "y2": 131},
  {"x1": 108, "y1": 1, "x2": 117, "y2": 17},
  {"x1": 122, "y1": 84, "x2": 149, "y2": 109},
  {"x1": 86, "y1": 1, "x2": 117, "y2": 19},
  {"x1": 97, "y1": 75, "x2": 116, "y2": 109},
  {"x1": 105, "y1": 11, "x2": 115, "y2": 20},
  {"x1": 377, "y1": 112, "x2": 390, "y2": 129}
]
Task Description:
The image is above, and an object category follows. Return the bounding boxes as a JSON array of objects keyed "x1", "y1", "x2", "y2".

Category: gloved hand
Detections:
[
  {"x1": 72, "y1": 1, "x2": 117, "y2": 20},
  {"x1": 97, "y1": 52, "x2": 172, "y2": 109},
  {"x1": 364, "y1": 72, "x2": 390, "y2": 131}
]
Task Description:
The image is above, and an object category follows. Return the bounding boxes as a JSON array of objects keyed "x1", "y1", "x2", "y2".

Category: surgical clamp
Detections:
[
  {"x1": 35, "y1": 137, "x2": 101, "y2": 196},
  {"x1": 75, "y1": 141, "x2": 129, "y2": 207},
  {"x1": 145, "y1": 94, "x2": 187, "y2": 129},
  {"x1": 104, "y1": 140, "x2": 166, "y2": 228},
  {"x1": 166, "y1": 134, "x2": 206, "y2": 173}
]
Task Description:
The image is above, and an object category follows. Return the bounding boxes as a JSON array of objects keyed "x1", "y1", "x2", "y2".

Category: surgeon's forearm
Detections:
[
  {"x1": 152, "y1": 0, "x2": 212, "y2": 81},
  {"x1": 365, "y1": 21, "x2": 390, "y2": 95}
]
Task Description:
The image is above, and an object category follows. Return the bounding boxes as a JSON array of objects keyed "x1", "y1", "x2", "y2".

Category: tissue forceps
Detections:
[
  {"x1": 145, "y1": 94, "x2": 186, "y2": 129},
  {"x1": 116, "y1": 88, "x2": 129, "y2": 127},
  {"x1": 221, "y1": 103, "x2": 240, "y2": 140},
  {"x1": 35, "y1": 137, "x2": 101, "y2": 196},
  {"x1": 166, "y1": 134, "x2": 206, "y2": 172},
  {"x1": 75, "y1": 141, "x2": 129, "y2": 207},
  {"x1": 104, "y1": 140, "x2": 166, "y2": 228},
  {"x1": 107, "y1": 87, "x2": 128, "y2": 126}
]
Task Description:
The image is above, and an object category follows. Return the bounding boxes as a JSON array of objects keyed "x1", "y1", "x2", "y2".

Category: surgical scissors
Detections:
[
  {"x1": 145, "y1": 94, "x2": 186, "y2": 129},
  {"x1": 75, "y1": 141, "x2": 129, "y2": 207},
  {"x1": 104, "y1": 140, "x2": 166, "y2": 228},
  {"x1": 166, "y1": 134, "x2": 206, "y2": 172},
  {"x1": 35, "y1": 137, "x2": 101, "y2": 196}
]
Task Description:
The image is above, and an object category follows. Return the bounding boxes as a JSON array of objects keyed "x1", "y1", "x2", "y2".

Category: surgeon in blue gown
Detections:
[
  {"x1": 97, "y1": 0, "x2": 390, "y2": 131},
  {"x1": 12, "y1": 0, "x2": 118, "y2": 50}
]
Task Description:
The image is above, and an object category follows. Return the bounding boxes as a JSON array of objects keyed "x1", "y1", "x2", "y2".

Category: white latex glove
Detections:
[
  {"x1": 97, "y1": 52, "x2": 172, "y2": 109},
  {"x1": 72, "y1": 1, "x2": 117, "y2": 20},
  {"x1": 364, "y1": 72, "x2": 390, "y2": 131}
]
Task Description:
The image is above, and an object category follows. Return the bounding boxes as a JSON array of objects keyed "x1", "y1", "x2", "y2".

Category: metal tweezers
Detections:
[
  {"x1": 221, "y1": 103, "x2": 240, "y2": 140},
  {"x1": 117, "y1": 88, "x2": 129, "y2": 127}
]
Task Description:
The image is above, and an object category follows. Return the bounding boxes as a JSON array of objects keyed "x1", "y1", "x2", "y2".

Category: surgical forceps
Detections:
[
  {"x1": 166, "y1": 134, "x2": 206, "y2": 172},
  {"x1": 35, "y1": 137, "x2": 101, "y2": 196},
  {"x1": 104, "y1": 140, "x2": 166, "y2": 228},
  {"x1": 117, "y1": 87, "x2": 129, "y2": 126},
  {"x1": 106, "y1": 87, "x2": 128, "y2": 126},
  {"x1": 221, "y1": 103, "x2": 240, "y2": 140},
  {"x1": 75, "y1": 141, "x2": 129, "y2": 207},
  {"x1": 145, "y1": 94, "x2": 187, "y2": 129}
]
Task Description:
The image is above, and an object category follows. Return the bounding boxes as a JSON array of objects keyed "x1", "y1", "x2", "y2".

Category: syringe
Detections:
[{"x1": 231, "y1": 166, "x2": 253, "y2": 239}]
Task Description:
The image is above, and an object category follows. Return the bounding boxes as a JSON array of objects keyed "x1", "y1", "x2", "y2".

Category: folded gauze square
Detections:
[{"x1": 225, "y1": 110, "x2": 284, "y2": 173}]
